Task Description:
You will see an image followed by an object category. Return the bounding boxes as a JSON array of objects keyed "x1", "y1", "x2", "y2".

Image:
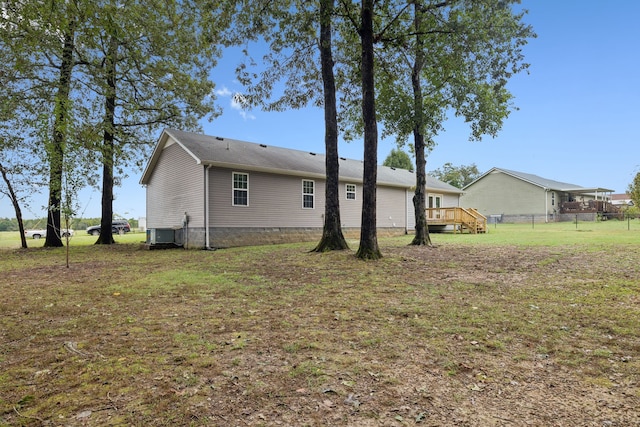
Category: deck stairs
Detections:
[{"x1": 426, "y1": 207, "x2": 487, "y2": 234}]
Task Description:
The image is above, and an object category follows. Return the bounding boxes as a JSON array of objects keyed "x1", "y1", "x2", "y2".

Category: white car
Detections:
[{"x1": 24, "y1": 228, "x2": 74, "y2": 239}]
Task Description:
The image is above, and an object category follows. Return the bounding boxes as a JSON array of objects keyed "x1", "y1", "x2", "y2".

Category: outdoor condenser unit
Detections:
[{"x1": 148, "y1": 228, "x2": 175, "y2": 245}]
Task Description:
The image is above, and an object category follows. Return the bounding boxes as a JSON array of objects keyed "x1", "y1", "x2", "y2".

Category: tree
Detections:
[
  {"x1": 430, "y1": 163, "x2": 481, "y2": 189},
  {"x1": 370, "y1": 0, "x2": 533, "y2": 246},
  {"x1": 233, "y1": 0, "x2": 349, "y2": 252},
  {"x1": 383, "y1": 149, "x2": 413, "y2": 171},
  {"x1": 77, "y1": 0, "x2": 224, "y2": 245},
  {"x1": 0, "y1": 162, "x2": 27, "y2": 248},
  {"x1": 628, "y1": 171, "x2": 640, "y2": 207},
  {"x1": 2, "y1": 0, "x2": 227, "y2": 247},
  {"x1": 355, "y1": 0, "x2": 382, "y2": 260},
  {"x1": 0, "y1": 43, "x2": 31, "y2": 249},
  {"x1": 2, "y1": 0, "x2": 94, "y2": 248},
  {"x1": 45, "y1": 9, "x2": 76, "y2": 248},
  {"x1": 312, "y1": 0, "x2": 349, "y2": 252}
]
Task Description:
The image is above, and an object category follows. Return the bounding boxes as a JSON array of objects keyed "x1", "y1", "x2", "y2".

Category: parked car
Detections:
[
  {"x1": 24, "y1": 228, "x2": 74, "y2": 239},
  {"x1": 86, "y1": 220, "x2": 131, "y2": 236}
]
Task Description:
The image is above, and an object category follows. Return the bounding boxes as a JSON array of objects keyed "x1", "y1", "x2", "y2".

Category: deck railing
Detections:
[{"x1": 426, "y1": 207, "x2": 487, "y2": 234}]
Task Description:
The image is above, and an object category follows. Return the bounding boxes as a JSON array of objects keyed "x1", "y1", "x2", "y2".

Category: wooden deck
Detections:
[{"x1": 426, "y1": 207, "x2": 487, "y2": 234}]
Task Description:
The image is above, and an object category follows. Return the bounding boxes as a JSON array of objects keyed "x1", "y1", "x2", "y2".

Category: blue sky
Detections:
[{"x1": 3, "y1": 0, "x2": 639, "y2": 220}]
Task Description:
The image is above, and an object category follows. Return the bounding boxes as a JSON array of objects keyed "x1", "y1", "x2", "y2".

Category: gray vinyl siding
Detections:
[
  {"x1": 145, "y1": 141, "x2": 204, "y2": 229},
  {"x1": 207, "y1": 168, "x2": 411, "y2": 230},
  {"x1": 461, "y1": 170, "x2": 545, "y2": 216},
  {"x1": 208, "y1": 167, "x2": 325, "y2": 228},
  {"x1": 337, "y1": 183, "x2": 409, "y2": 230},
  {"x1": 442, "y1": 193, "x2": 461, "y2": 208},
  {"x1": 338, "y1": 182, "x2": 363, "y2": 228},
  {"x1": 377, "y1": 186, "x2": 409, "y2": 230},
  {"x1": 406, "y1": 190, "x2": 415, "y2": 230}
]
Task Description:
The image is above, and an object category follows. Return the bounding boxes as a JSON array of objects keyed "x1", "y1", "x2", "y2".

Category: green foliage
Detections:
[
  {"x1": 231, "y1": 1, "x2": 322, "y2": 111},
  {"x1": 1, "y1": 0, "x2": 229, "y2": 245},
  {"x1": 627, "y1": 171, "x2": 640, "y2": 207},
  {"x1": 430, "y1": 163, "x2": 481, "y2": 188},
  {"x1": 383, "y1": 149, "x2": 413, "y2": 171},
  {"x1": 339, "y1": 1, "x2": 535, "y2": 146},
  {"x1": 622, "y1": 205, "x2": 639, "y2": 219}
]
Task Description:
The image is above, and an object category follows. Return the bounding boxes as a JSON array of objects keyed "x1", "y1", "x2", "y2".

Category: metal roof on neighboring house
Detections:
[
  {"x1": 140, "y1": 128, "x2": 462, "y2": 194},
  {"x1": 463, "y1": 167, "x2": 614, "y2": 193}
]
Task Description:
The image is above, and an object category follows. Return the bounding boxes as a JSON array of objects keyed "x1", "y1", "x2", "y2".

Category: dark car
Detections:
[{"x1": 86, "y1": 220, "x2": 131, "y2": 236}]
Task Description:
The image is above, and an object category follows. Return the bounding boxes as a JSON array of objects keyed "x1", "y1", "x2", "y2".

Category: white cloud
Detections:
[{"x1": 215, "y1": 86, "x2": 232, "y2": 97}]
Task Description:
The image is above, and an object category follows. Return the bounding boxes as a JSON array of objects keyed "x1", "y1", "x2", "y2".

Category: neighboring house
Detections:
[
  {"x1": 140, "y1": 128, "x2": 463, "y2": 248},
  {"x1": 611, "y1": 193, "x2": 633, "y2": 206},
  {"x1": 460, "y1": 167, "x2": 616, "y2": 223}
]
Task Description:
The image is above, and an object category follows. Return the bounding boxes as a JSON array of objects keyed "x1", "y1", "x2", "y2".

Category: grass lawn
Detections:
[{"x1": 1, "y1": 221, "x2": 639, "y2": 426}]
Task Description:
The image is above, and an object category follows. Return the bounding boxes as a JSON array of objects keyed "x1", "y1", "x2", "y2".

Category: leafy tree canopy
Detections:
[
  {"x1": 430, "y1": 163, "x2": 481, "y2": 188},
  {"x1": 628, "y1": 171, "x2": 640, "y2": 207},
  {"x1": 383, "y1": 149, "x2": 413, "y2": 172}
]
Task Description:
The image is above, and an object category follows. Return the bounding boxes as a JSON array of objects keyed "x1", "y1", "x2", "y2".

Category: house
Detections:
[
  {"x1": 139, "y1": 128, "x2": 463, "y2": 248},
  {"x1": 460, "y1": 167, "x2": 616, "y2": 223},
  {"x1": 611, "y1": 193, "x2": 633, "y2": 207}
]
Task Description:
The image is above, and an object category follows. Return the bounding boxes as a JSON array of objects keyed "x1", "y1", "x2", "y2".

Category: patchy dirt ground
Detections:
[{"x1": 1, "y1": 241, "x2": 639, "y2": 426}]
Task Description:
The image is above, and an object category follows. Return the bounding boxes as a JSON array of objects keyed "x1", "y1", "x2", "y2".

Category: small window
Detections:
[
  {"x1": 551, "y1": 192, "x2": 555, "y2": 206},
  {"x1": 346, "y1": 184, "x2": 356, "y2": 200},
  {"x1": 302, "y1": 180, "x2": 314, "y2": 209},
  {"x1": 233, "y1": 172, "x2": 248, "y2": 206}
]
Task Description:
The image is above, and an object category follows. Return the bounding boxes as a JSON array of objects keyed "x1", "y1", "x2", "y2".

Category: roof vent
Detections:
[
  {"x1": 215, "y1": 136, "x2": 224, "y2": 141},
  {"x1": 309, "y1": 152, "x2": 316, "y2": 156},
  {"x1": 390, "y1": 167, "x2": 396, "y2": 170},
  {"x1": 340, "y1": 157, "x2": 346, "y2": 161},
  {"x1": 260, "y1": 144, "x2": 267, "y2": 148}
]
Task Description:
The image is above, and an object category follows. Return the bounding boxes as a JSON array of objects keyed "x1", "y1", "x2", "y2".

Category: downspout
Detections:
[
  {"x1": 406, "y1": 188, "x2": 410, "y2": 234},
  {"x1": 205, "y1": 165, "x2": 212, "y2": 249}
]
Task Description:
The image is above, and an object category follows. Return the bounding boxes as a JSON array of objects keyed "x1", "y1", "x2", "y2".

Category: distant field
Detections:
[{"x1": 0, "y1": 230, "x2": 146, "y2": 249}]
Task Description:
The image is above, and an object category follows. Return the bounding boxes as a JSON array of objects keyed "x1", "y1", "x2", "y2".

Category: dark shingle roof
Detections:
[{"x1": 141, "y1": 128, "x2": 461, "y2": 193}]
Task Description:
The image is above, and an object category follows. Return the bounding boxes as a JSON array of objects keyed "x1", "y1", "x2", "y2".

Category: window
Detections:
[
  {"x1": 551, "y1": 192, "x2": 555, "y2": 206},
  {"x1": 302, "y1": 180, "x2": 314, "y2": 209},
  {"x1": 346, "y1": 184, "x2": 356, "y2": 200},
  {"x1": 233, "y1": 172, "x2": 248, "y2": 206}
]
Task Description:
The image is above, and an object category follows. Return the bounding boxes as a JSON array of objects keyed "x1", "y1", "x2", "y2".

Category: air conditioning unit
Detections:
[{"x1": 148, "y1": 228, "x2": 175, "y2": 244}]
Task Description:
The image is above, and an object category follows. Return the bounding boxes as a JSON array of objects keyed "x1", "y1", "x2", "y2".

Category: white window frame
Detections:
[
  {"x1": 346, "y1": 183, "x2": 356, "y2": 200},
  {"x1": 232, "y1": 172, "x2": 249, "y2": 206},
  {"x1": 302, "y1": 179, "x2": 315, "y2": 209}
]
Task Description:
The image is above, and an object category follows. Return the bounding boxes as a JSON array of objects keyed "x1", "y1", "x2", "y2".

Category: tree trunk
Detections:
[
  {"x1": 0, "y1": 162, "x2": 28, "y2": 249},
  {"x1": 44, "y1": 20, "x2": 75, "y2": 248},
  {"x1": 96, "y1": 35, "x2": 118, "y2": 245},
  {"x1": 410, "y1": 2, "x2": 432, "y2": 246},
  {"x1": 313, "y1": 0, "x2": 349, "y2": 253},
  {"x1": 356, "y1": 0, "x2": 382, "y2": 260},
  {"x1": 411, "y1": 133, "x2": 431, "y2": 246}
]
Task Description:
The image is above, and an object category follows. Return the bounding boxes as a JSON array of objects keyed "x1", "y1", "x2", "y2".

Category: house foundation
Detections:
[{"x1": 148, "y1": 226, "x2": 408, "y2": 249}]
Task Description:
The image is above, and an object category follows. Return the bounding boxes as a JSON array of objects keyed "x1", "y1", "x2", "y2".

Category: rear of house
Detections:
[{"x1": 141, "y1": 129, "x2": 448, "y2": 248}]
